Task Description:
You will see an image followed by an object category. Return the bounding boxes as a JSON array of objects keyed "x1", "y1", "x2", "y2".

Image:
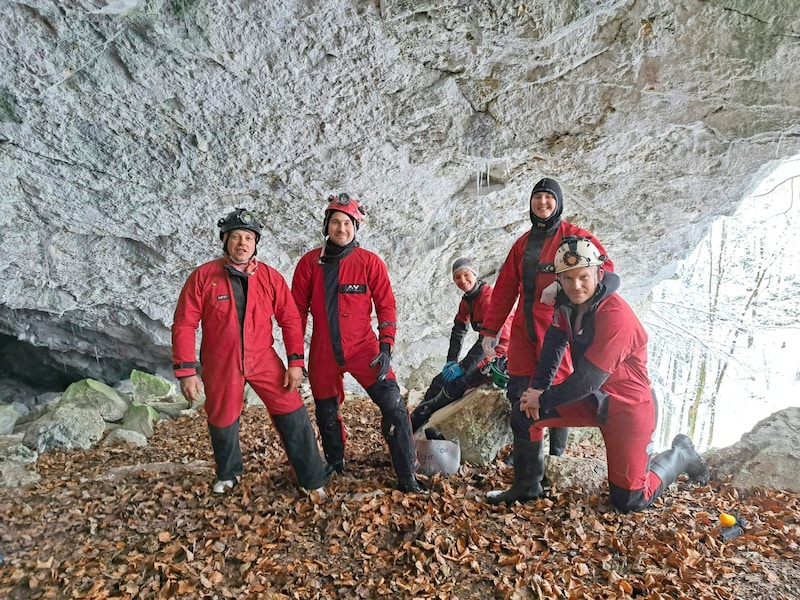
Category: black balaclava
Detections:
[{"x1": 529, "y1": 177, "x2": 564, "y2": 235}]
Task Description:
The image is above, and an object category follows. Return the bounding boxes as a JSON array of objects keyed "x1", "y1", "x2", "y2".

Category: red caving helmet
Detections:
[{"x1": 322, "y1": 193, "x2": 366, "y2": 236}]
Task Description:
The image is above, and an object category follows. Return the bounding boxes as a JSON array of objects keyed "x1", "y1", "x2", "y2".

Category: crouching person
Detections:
[
  {"x1": 410, "y1": 257, "x2": 514, "y2": 433},
  {"x1": 172, "y1": 208, "x2": 331, "y2": 496},
  {"x1": 487, "y1": 236, "x2": 708, "y2": 511}
]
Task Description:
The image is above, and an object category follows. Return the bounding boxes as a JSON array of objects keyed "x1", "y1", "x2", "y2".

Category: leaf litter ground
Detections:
[{"x1": 0, "y1": 396, "x2": 798, "y2": 599}]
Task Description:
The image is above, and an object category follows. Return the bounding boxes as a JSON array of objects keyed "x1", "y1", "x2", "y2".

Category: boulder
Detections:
[
  {"x1": 417, "y1": 387, "x2": 512, "y2": 465},
  {"x1": 59, "y1": 379, "x2": 129, "y2": 422},
  {"x1": 121, "y1": 403, "x2": 159, "y2": 438},
  {"x1": 0, "y1": 441, "x2": 39, "y2": 487},
  {"x1": 144, "y1": 396, "x2": 191, "y2": 419},
  {"x1": 21, "y1": 404, "x2": 106, "y2": 452},
  {"x1": 0, "y1": 404, "x2": 20, "y2": 435},
  {"x1": 102, "y1": 429, "x2": 148, "y2": 448},
  {"x1": 129, "y1": 369, "x2": 176, "y2": 402},
  {"x1": 545, "y1": 455, "x2": 608, "y2": 496},
  {"x1": 707, "y1": 407, "x2": 800, "y2": 493}
]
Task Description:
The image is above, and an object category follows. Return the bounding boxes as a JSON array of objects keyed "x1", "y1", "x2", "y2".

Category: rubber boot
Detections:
[
  {"x1": 315, "y1": 397, "x2": 346, "y2": 473},
  {"x1": 272, "y1": 407, "x2": 332, "y2": 492},
  {"x1": 649, "y1": 433, "x2": 710, "y2": 496},
  {"x1": 548, "y1": 427, "x2": 570, "y2": 456},
  {"x1": 410, "y1": 390, "x2": 451, "y2": 432},
  {"x1": 487, "y1": 438, "x2": 545, "y2": 505}
]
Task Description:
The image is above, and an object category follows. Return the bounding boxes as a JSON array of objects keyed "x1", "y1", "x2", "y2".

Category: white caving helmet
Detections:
[{"x1": 554, "y1": 236, "x2": 607, "y2": 274}]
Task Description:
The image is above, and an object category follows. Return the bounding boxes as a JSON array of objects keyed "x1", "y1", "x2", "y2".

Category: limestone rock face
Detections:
[{"x1": 0, "y1": 1, "x2": 798, "y2": 389}]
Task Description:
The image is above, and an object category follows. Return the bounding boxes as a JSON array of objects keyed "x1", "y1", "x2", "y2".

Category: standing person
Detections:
[
  {"x1": 487, "y1": 236, "x2": 709, "y2": 510},
  {"x1": 292, "y1": 193, "x2": 422, "y2": 492},
  {"x1": 410, "y1": 257, "x2": 514, "y2": 433},
  {"x1": 172, "y1": 208, "x2": 331, "y2": 496},
  {"x1": 480, "y1": 177, "x2": 614, "y2": 457}
]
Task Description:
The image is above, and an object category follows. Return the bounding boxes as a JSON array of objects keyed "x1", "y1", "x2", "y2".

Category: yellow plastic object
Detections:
[{"x1": 719, "y1": 512, "x2": 737, "y2": 527}]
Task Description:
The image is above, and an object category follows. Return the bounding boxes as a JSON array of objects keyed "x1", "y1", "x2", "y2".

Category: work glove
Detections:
[
  {"x1": 442, "y1": 361, "x2": 464, "y2": 382},
  {"x1": 481, "y1": 334, "x2": 498, "y2": 359},
  {"x1": 540, "y1": 280, "x2": 560, "y2": 306},
  {"x1": 369, "y1": 342, "x2": 392, "y2": 381}
]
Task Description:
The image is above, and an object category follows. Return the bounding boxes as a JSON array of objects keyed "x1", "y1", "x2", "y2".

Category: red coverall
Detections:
[
  {"x1": 172, "y1": 258, "x2": 306, "y2": 428},
  {"x1": 451, "y1": 282, "x2": 513, "y2": 362},
  {"x1": 292, "y1": 246, "x2": 397, "y2": 395},
  {"x1": 292, "y1": 245, "x2": 417, "y2": 479},
  {"x1": 411, "y1": 282, "x2": 514, "y2": 432}
]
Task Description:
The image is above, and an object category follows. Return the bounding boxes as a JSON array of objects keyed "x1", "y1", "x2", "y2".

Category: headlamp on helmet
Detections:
[
  {"x1": 554, "y1": 236, "x2": 606, "y2": 274},
  {"x1": 218, "y1": 208, "x2": 263, "y2": 243}
]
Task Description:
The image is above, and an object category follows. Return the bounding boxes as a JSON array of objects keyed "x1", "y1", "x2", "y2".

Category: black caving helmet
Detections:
[
  {"x1": 529, "y1": 177, "x2": 564, "y2": 230},
  {"x1": 218, "y1": 208, "x2": 263, "y2": 243}
]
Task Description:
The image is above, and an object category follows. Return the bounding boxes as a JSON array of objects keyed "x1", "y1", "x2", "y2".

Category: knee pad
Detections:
[
  {"x1": 609, "y1": 482, "x2": 649, "y2": 513},
  {"x1": 380, "y1": 398, "x2": 409, "y2": 434}
]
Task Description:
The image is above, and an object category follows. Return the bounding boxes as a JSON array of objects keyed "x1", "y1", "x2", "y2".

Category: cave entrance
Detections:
[
  {"x1": 0, "y1": 333, "x2": 86, "y2": 402},
  {"x1": 645, "y1": 156, "x2": 800, "y2": 451}
]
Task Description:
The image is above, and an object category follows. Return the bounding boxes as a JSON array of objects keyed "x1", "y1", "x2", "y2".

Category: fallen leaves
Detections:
[{"x1": 0, "y1": 396, "x2": 799, "y2": 599}]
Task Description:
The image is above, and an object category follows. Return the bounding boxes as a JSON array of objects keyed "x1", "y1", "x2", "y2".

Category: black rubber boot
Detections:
[
  {"x1": 272, "y1": 407, "x2": 331, "y2": 491},
  {"x1": 315, "y1": 397, "x2": 346, "y2": 473},
  {"x1": 410, "y1": 390, "x2": 452, "y2": 432},
  {"x1": 649, "y1": 433, "x2": 710, "y2": 497},
  {"x1": 487, "y1": 438, "x2": 545, "y2": 505},
  {"x1": 548, "y1": 427, "x2": 570, "y2": 456}
]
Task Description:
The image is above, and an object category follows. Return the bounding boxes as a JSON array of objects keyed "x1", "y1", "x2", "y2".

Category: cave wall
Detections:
[{"x1": 0, "y1": 0, "x2": 798, "y2": 389}]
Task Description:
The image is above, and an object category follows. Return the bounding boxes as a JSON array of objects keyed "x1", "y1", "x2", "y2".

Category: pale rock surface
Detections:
[
  {"x1": 22, "y1": 404, "x2": 106, "y2": 452},
  {"x1": 129, "y1": 369, "x2": 175, "y2": 402},
  {"x1": 59, "y1": 379, "x2": 129, "y2": 422},
  {"x1": 121, "y1": 402, "x2": 158, "y2": 438},
  {"x1": 0, "y1": 405, "x2": 19, "y2": 436},
  {"x1": 0, "y1": 1, "x2": 798, "y2": 393},
  {"x1": 707, "y1": 407, "x2": 800, "y2": 493},
  {"x1": 143, "y1": 397, "x2": 189, "y2": 419},
  {"x1": 102, "y1": 428, "x2": 148, "y2": 447},
  {"x1": 0, "y1": 440, "x2": 40, "y2": 487},
  {"x1": 545, "y1": 454, "x2": 608, "y2": 496}
]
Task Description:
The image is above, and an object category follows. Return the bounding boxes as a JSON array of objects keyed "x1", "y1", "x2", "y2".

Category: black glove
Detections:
[{"x1": 369, "y1": 342, "x2": 392, "y2": 381}]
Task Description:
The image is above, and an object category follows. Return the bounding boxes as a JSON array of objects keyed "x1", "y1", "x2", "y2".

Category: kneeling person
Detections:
[{"x1": 487, "y1": 236, "x2": 708, "y2": 511}]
